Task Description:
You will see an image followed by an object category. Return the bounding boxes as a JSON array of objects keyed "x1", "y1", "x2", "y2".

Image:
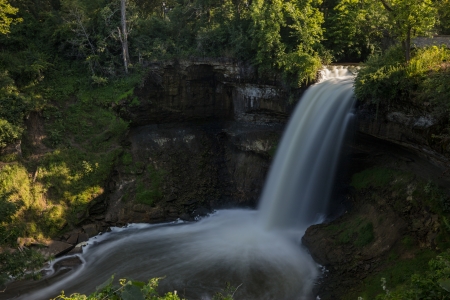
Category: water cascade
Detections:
[
  {"x1": 11, "y1": 66, "x2": 356, "y2": 300},
  {"x1": 259, "y1": 66, "x2": 356, "y2": 229}
]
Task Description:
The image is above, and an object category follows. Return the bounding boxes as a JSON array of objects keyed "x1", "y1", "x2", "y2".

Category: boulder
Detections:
[
  {"x1": 82, "y1": 224, "x2": 98, "y2": 238},
  {"x1": 66, "y1": 233, "x2": 79, "y2": 245},
  {"x1": 39, "y1": 241, "x2": 74, "y2": 258}
]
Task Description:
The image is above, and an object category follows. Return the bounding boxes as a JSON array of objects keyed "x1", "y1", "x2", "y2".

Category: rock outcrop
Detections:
[{"x1": 94, "y1": 59, "x2": 295, "y2": 226}]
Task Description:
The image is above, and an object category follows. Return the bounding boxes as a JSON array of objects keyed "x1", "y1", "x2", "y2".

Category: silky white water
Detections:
[
  {"x1": 12, "y1": 66, "x2": 355, "y2": 300},
  {"x1": 258, "y1": 66, "x2": 356, "y2": 229}
]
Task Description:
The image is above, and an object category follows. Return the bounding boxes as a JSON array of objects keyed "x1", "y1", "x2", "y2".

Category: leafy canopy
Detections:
[{"x1": 0, "y1": 0, "x2": 22, "y2": 34}]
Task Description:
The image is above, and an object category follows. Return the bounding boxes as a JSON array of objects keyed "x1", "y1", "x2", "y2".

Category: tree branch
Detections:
[{"x1": 379, "y1": 0, "x2": 393, "y2": 12}]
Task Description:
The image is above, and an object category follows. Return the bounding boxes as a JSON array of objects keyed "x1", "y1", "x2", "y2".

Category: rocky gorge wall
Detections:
[
  {"x1": 97, "y1": 59, "x2": 299, "y2": 226},
  {"x1": 76, "y1": 61, "x2": 450, "y2": 299},
  {"x1": 88, "y1": 60, "x2": 450, "y2": 228}
]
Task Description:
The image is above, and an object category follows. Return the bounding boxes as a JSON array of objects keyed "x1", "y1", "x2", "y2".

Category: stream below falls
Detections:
[{"x1": 14, "y1": 210, "x2": 318, "y2": 300}]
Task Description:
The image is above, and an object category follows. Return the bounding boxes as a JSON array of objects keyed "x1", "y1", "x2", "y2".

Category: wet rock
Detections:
[
  {"x1": 67, "y1": 244, "x2": 84, "y2": 255},
  {"x1": 78, "y1": 233, "x2": 89, "y2": 243},
  {"x1": 192, "y1": 206, "x2": 211, "y2": 217},
  {"x1": 39, "y1": 241, "x2": 74, "y2": 258},
  {"x1": 132, "y1": 204, "x2": 148, "y2": 213},
  {"x1": 82, "y1": 224, "x2": 98, "y2": 238},
  {"x1": 179, "y1": 213, "x2": 194, "y2": 222},
  {"x1": 53, "y1": 256, "x2": 83, "y2": 270},
  {"x1": 66, "y1": 233, "x2": 78, "y2": 245}
]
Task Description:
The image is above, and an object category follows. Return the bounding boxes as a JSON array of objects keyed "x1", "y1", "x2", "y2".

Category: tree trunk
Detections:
[
  {"x1": 405, "y1": 28, "x2": 411, "y2": 62},
  {"x1": 120, "y1": 0, "x2": 130, "y2": 74}
]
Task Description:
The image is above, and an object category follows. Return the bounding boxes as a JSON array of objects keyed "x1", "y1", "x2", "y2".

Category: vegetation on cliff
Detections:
[{"x1": 355, "y1": 45, "x2": 450, "y2": 104}]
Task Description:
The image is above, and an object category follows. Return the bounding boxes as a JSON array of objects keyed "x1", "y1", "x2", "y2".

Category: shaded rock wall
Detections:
[
  {"x1": 102, "y1": 60, "x2": 294, "y2": 225},
  {"x1": 102, "y1": 60, "x2": 450, "y2": 232},
  {"x1": 119, "y1": 60, "x2": 298, "y2": 125},
  {"x1": 356, "y1": 100, "x2": 450, "y2": 168},
  {"x1": 304, "y1": 133, "x2": 450, "y2": 299}
]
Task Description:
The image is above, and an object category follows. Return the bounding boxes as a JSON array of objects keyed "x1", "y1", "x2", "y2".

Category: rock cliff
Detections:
[{"x1": 99, "y1": 59, "x2": 299, "y2": 225}]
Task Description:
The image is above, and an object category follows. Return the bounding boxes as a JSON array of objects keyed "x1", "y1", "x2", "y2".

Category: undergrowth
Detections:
[
  {"x1": 355, "y1": 45, "x2": 450, "y2": 107},
  {"x1": 0, "y1": 63, "x2": 144, "y2": 280},
  {"x1": 52, "y1": 276, "x2": 235, "y2": 300},
  {"x1": 348, "y1": 166, "x2": 450, "y2": 299},
  {"x1": 348, "y1": 249, "x2": 437, "y2": 300}
]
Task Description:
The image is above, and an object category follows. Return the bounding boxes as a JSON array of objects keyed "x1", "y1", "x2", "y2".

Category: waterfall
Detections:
[
  {"x1": 9, "y1": 66, "x2": 356, "y2": 300},
  {"x1": 259, "y1": 66, "x2": 356, "y2": 230}
]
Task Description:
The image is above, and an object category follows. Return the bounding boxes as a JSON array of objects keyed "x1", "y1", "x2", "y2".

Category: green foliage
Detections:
[
  {"x1": 401, "y1": 235, "x2": 414, "y2": 249},
  {"x1": 323, "y1": 0, "x2": 387, "y2": 61},
  {"x1": 0, "y1": 191, "x2": 19, "y2": 223},
  {"x1": 53, "y1": 277, "x2": 184, "y2": 300},
  {"x1": 374, "y1": 251, "x2": 450, "y2": 300},
  {"x1": 212, "y1": 282, "x2": 238, "y2": 300},
  {"x1": 355, "y1": 46, "x2": 450, "y2": 104},
  {"x1": 0, "y1": 0, "x2": 22, "y2": 34},
  {"x1": 419, "y1": 62, "x2": 450, "y2": 109},
  {"x1": 250, "y1": 0, "x2": 324, "y2": 86},
  {"x1": 0, "y1": 118, "x2": 22, "y2": 148},
  {"x1": 351, "y1": 167, "x2": 394, "y2": 190},
  {"x1": 268, "y1": 145, "x2": 278, "y2": 158},
  {"x1": 423, "y1": 181, "x2": 450, "y2": 213},
  {"x1": 349, "y1": 250, "x2": 437, "y2": 300},
  {"x1": 325, "y1": 0, "x2": 438, "y2": 62},
  {"x1": 437, "y1": 0, "x2": 450, "y2": 34},
  {"x1": 355, "y1": 222, "x2": 375, "y2": 247},
  {"x1": 121, "y1": 152, "x2": 133, "y2": 166},
  {"x1": 53, "y1": 276, "x2": 236, "y2": 300},
  {"x1": 0, "y1": 248, "x2": 46, "y2": 289}
]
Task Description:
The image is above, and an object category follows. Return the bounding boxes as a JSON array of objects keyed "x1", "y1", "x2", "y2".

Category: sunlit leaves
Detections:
[
  {"x1": 250, "y1": 0, "x2": 324, "y2": 86},
  {"x1": 0, "y1": 0, "x2": 22, "y2": 34}
]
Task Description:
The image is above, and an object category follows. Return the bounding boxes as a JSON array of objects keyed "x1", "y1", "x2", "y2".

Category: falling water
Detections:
[
  {"x1": 8, "y1": 66, "x2": 356, "y2": 300},
  {"x1": 259, "y1": 66, "x2": 356, "y2": 229}
]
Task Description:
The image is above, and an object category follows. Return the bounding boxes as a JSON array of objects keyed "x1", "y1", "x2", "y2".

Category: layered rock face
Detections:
[
  {"x1": 100, "y1": 59, "x2": 297, "y2": 225},
  {"x1": 97, "y1": 61, "x2": 450, "y2": 228},
  {"x1": 356, "y1": 100, "x2": 450, "y2": 167}
]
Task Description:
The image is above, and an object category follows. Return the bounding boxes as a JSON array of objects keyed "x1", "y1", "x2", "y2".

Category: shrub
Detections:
[
  {"x1": 355, "y1": 45, "x2": 450, "y2": 105},
  {"x1": 0, "y1": 118, "x2": 22, "y2": 148},
  {"x1": 374, "y1": 251, "x2": 450, "y2": 299}
]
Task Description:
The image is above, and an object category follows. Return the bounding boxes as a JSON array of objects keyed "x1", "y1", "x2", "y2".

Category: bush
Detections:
[
  {"x1": 374, "y1": 251, "x2": 450, "y2": 300},
  {"x1": 0, "y1": 248, "x2": 46, "y2": 289},
  {"x1": 0, "y1": 119, "x2": 22, "y2": 148},
  {"x1": 355, "y1": 45, "x2": 450, "y2": 105},
  {"x1": 53, "y1": 276, "x2": 235, "y2": 300}
]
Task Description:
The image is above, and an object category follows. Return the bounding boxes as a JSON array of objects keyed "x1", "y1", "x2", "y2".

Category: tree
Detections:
[
  {"x1": 436, "y1": 0, "x2": 450, "y2": 34},
  {"x1": 250, "y1": 0, "x2": 324, "y2": 86},
  {"x1": 119, "y1": 0, "x2": 130, "y2": 73},
  {"x1": 0, "y1": 0, "x2": 22, "y2": 34},
  {"x1": 323, "y1": 0, "x2": 389, "y2": 61},
  {"x1": 379, "y1": 0, "x2": 437, "y2": 62}
]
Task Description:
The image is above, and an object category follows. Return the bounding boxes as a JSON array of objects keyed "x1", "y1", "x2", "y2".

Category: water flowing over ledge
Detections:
[
  {"x1": 258, "y1": 66, "x2": 356, "y2": 230},
  {"x1": 13, "y1": 66, "x2": 356, "y2": 300}
]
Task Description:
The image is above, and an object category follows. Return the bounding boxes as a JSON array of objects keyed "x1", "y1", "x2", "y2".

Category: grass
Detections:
[
  {"x1": 345, "y1": 249, "x2": 436, "y2": 300},
  {"x1": 0, "y1": 65, "x2": 143, "y2": 247}
]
